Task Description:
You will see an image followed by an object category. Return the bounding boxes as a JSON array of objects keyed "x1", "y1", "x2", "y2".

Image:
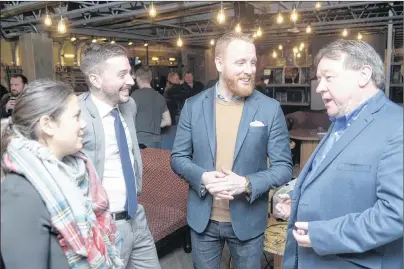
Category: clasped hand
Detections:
[{"x1": 202, "y1": 169, "x2": 247, "y2": 200}]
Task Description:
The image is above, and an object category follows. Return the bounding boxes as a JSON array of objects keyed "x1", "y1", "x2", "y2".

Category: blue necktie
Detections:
[{"x1": 111, "y1": 108, "x2": 138, "y2": 218}]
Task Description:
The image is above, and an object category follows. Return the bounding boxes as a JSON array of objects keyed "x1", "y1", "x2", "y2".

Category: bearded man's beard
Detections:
[{"x1": 223, "y1": 69, "x2": 255, "y2": 97}]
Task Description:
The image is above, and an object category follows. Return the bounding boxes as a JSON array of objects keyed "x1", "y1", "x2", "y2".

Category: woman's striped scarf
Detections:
[{"x1": 2, "y1": 136, "x2": 124, "y2": 269}]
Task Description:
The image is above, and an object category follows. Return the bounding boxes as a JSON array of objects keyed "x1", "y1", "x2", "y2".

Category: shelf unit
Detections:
[
  {"x1": 262, "y1": 66, "x2": 312, "y2": 106},
  {"x1": 389, "y1": 60, "x2": 403, "y2": 104},
  {"x1": 55, "y1": 66, "x2": 88, "y2": 93}
]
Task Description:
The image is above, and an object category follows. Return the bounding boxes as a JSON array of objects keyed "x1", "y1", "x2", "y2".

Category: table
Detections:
[
  {"x1": 289, "y1": 129, "x2": 323, "y2": 169},
  {"x1": 263, "y1": 216, "x2": 288, "y2": 269}
]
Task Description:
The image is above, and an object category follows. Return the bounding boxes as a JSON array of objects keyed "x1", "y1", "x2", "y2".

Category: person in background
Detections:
[
  {"x1": 0, "y1": 67, "x2": 8, "y2": 100},
  {"x1": 182, "y1": 71, "x2": 205, "y2": 97},
  {"x1": 164, "y1": 71, "x2": 189, "y2": 123},
  {"x1": 163, "y1": 72, "x2": 180, "y2": 99},
  {"x1": 1, "y1": 79, "x2": 123, "y2": 269},
  {"x1": 279, "y1": 39, "x2": 403, "y2": 269},
  {"x1": 170, "y1": 32, "x2": 293, "y2": 269},
  {"x1": 131, "y1": 66, "x2": 171, "y2": 148},
  {"x1": 0, "y1": 74, "x2": 28, "y2": 118},
  {"x1": 78, "y1": 43, "x2": 161, "y2": 269}
]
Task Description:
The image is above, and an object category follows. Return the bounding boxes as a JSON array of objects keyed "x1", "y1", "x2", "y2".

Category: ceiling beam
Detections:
[
  {"x1": 1, "y1": 1, "x2": 127, "y2": 28},
  {"x1": 1, "y1": 2, "x2": 50, "y2": 19},
  {"x1": 65, "y1": 2, "x2": 215, "y2": 28}
]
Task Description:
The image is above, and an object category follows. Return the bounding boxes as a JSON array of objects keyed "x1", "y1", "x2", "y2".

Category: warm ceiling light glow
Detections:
[
  {"x1": 128, "y1": 41, "x2": 133, "y2": 46},
  {"x1": 149, "y1": 2, "x2": 157, "y2": 18},
  {"x1": 152, "y1": 57, "x2": 159, "y2": 61},
  {"x1": 177, "y1": 36, "x2": 183, "y2": 47},
  {"x1": 92, "y1": 38, "x2": 97, "y2": 43},
  {"x1": 278, "y1": 44, "x2": 283, "y2": 50},
  {"x1": 217, "y1": 9, "x2": 226, "y2": 24},
  {"x1": 272, "y1": 51, "x2": 277, "y2": 58},
  {"x1": 57, "y1": 16, "x2": 66, "y2": 34},
  {"x1": 300, "y1": 42, "x2": 305, "y2": 49},
  {"x1": 235, "y1": 23, "x2": 241, "y2": 33},
  {"x1": 306, "y1": 24, "x2": 312, "y2": 33},
  {"x1": 315, "y1": 2, "x2": 321, "y2": 9},
  {"x1": 169, "y1": 58, "x2": 176, "y2": 61},
  {"x1": 276, "y1": 12, "x2": 283, "y2": 24},
  {"x1": 144, "y1": 41, "x2": 148, "y2": 46},
  {"x1": 342, "y1": 28, "x2": 348, "y2": 37},
  {"x1": 293, "y1": 47, "x2": 298, "y2": 54},
  {"x1": 290, "y1": 6, "x2": 298, "y2": 22},
  {"x1": 210, "y1": 39, "x2": 215, "y2": 45},
  {"x1": 253, "y1": 33, "x2": 257, "y2": 39},
  {"x1": 110, "y1": 40, "x2": 115, "y2": 44},
  {"x1": 44, "y1": 14, "x2": 52, "y2": 26},
  {"x1": 297, "y1": 52, "x2": 301, "y2": 58},
  {"x1": 256, "y1": 27, "x2": 262, "y2": 37},
  {"x1": 63, "y1": 53, "x2": 75, "y2": 58},
  {"x1": 70, "y1": 36, "x2": 76, "y2": 42},
  {"x1": 357, "y1": 33, "x2": 363, "y2": 40}
]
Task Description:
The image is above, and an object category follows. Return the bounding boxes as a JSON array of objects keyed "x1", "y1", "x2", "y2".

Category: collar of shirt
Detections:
[
  {"x1": 329, "y1": 90, "x2": 382, "y2": 133},
  {"x1": 91, "y1": 93, "x2": 118, "y2": 118},
  {"x1": 215, "y1": 82, "x2": 244, "y2": 102}
]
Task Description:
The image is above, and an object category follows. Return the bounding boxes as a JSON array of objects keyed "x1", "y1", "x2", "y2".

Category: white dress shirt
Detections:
[{"x1": 91, "y1": 94, "x2": 135, "y2": 213}]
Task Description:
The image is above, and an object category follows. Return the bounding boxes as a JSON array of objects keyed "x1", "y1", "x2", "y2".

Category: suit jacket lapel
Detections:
[
  {"x1": 119, "y1": 102, "x2": 137, "y2": 150},
  {"x1": 296, "y1": 126, "x2": 332, "y2": 191},
  {"x1": 82, "y1": 93, "x2": 105, "y2": 179},
  {"x1": 301, "y1": 92, "x2": 387, "y2": 191},
  {"x1": 233, "y1": 92, "x2": 259, "y2": 161},
  {"x1": 203, "y1": 89, "x2": 216, "y2": 159}
]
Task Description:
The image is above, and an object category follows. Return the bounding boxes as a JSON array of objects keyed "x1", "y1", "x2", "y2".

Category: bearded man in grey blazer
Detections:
[{"x1": 78, "y1": 43, "x2": 161, "y2": 269}]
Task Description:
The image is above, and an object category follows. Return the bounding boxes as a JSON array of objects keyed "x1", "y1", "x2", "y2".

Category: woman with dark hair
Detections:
[{"x1": 1, "y1": 79, "x2": 123, "y2": 269}]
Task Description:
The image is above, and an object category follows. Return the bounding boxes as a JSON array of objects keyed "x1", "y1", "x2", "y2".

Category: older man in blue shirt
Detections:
[{"x1": 279, "y1": 39, "x2": 403, "y2": 269}]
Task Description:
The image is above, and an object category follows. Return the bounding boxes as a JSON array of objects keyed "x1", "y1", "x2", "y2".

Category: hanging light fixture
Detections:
[
  {"x1": 357, "y1": 33, "x2": 363, "y2": 40},
  {"x1": 177, "y1": 36, "x2": 183, "y2": 47},
  {"x1": 306, "y1": 24, "x2": 312, "y2": 34},
  {"x1": 235, "y1": 23, "x2": 241, "y2": 33},
  {"x1": 315, "y1": 2, "x2": 321, "y2": 9},
  {"x1": 272, "y1": 50, "x2": 277, "y2": 58},
  {"x1": 293, "y1": 47, "x2": 298, "y2": 54},
  {"x1": 217, "y1": 2, "x2": 225, "y2": 24},
  {"x1": 128, "y1": 41, "x2": 133, "y2": 46},
  {"x1": 290, "y1": 5, "x2": 298, "y2": 22},
  {"x1": 276, "y1": 11, "x2": 283, "y2": 24},
  {"x1": 57, "y1": 15, "x2": 66, "y2": 34},
  {"x1": 278, "y1": 44, "x2": 283, "y2": 50},
  {"x1": 342, "y1": 28, "x2": 348, "y2": 37},
  {"x1": 297, "y1": 52, "x2": 301, "y2": 58},
  {"x1": 92, "y1": 37, "x2": 97, "y2": 43},
  {"x1": 144, "y1": 40, "x2": 148, "y2": 46},
  {"x1": 149, "y1": 2, "x2": 157, "y2": 18},
  {"x1": 70, "y1": 36, "x2": 76, "y2": 42},
  {"x1": 110, "y1": 39, "x2": 115, "y2": 44},
  {"x1": 210, "y1": 39, "x2": 215, "y2": 46},
  {"x1": 44, "y1": 8, "x2": 52, "y2": 27},
  {"x1": 256, "y1": 26, "x2": 262, "y2": 37}
]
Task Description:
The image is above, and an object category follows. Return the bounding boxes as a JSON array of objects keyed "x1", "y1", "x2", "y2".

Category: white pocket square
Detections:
[{"x1": 250, "y1": 120, "x2": 265, "y2": 127}]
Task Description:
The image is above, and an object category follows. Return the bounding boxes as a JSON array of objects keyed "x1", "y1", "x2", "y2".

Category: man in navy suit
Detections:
[
  {"x1": 279, "y1": 39, "x2": 403, "y2": 269},
  {"x1": 171, "y1": 32, "x2": 293, "y2": 269}
]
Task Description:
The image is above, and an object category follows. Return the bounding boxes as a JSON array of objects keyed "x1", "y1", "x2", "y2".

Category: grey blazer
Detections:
[
  {"x1": 78, "y1": 92, "x2": 143, "y2": 195},
  {"x1": 171, "y1": 87, "x2": 293, "y2": 241},
  {"x1": 282, "y1": 92, "x2": 403, "y2": 269},
  {"x1": 1, "y1": 173, "x2": 69, "y2": 269}
]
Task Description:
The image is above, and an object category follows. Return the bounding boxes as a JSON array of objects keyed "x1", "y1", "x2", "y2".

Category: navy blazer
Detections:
[
  {"x1": 282, "y1": 92, "x2": 403, "y2": 269},
  {"x1": 170, "y1": 87, "x2": 293, "y2": 240}
]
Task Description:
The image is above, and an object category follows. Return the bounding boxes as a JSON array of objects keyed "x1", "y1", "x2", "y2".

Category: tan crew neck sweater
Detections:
[{"x1": 210, "y1": 98, "x2": 244, "y2": 222}]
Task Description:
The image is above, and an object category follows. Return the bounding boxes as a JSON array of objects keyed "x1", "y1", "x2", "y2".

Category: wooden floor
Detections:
[{"x1": 159, "y1": 243, "x2": 275, "y2": 269}]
